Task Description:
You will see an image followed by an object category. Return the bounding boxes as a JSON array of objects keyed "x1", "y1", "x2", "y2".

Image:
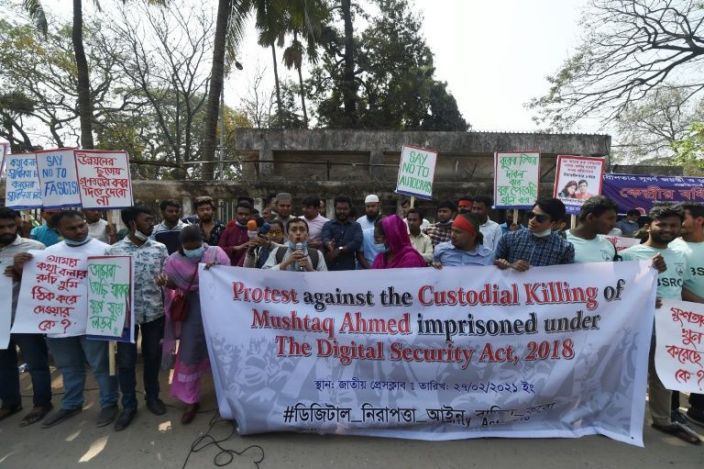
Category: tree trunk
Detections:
[
  {"x1": 297, "y1": 64, "x2": 308, "y2": 128},
  {"x1": 294, "y1": 32, "x2": 308, "y2": 127},
  {"x1": 340, "y1": 0, "x2": 357, "y2": 126},
  {"x1": 202, "y1": 0, "x2": 232, "y2": 180},
  {"x1": 271, "y1": 44, "x2": 283, "y2": 123},
  {"x1": 72, "y1": 0, "x2": 94, "y2": 149}
]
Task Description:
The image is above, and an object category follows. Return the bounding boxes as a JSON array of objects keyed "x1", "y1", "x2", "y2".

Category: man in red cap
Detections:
[{"x1": 432, "y1": 213, "x2": 494, "y2": 267}]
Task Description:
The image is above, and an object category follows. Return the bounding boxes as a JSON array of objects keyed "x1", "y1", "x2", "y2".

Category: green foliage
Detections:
[
  {"x1": 673, "y1": 122, "x2": 704, "y2": 176},
  {"x1": 308, "y1": 0, "x2": 468, "y2": 130}
]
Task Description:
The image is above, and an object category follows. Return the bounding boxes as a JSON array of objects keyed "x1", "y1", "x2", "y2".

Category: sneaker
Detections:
[
  {"x1": 41, "y1": 407, "x2": 82, "y2": 429},
  {"x1": 114, "y1": 408, "x2": 136, "y2": 432},
  {"x1": 146, "y1": 398, "x2": 166, "y2": 416},
  {"x1": 96, "y1": 405, "x2": 119, "y2": 428}
]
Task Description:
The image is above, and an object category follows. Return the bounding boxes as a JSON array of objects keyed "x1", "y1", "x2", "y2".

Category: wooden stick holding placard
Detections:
[
  {"x1": 570, "y1": 215, "x2": 577, "y2": 230},
  {"x1": 105, "y1": 211, "x2": 117, "y2": 377},
  {"x1": 410, "y1": 196, "x2": 415, "y2": 209},
  {"x1": 513, "y1": 209, "x2": 519, "y2": 225}
]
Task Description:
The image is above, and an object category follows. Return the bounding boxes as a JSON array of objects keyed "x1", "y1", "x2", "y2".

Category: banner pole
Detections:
[{"x1": 105, "y1": 210, "x2": 117, "y2": 377}]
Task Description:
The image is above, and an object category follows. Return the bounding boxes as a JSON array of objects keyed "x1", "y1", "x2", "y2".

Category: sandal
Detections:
[{"x1": 652, "y1": 422, "x2": 702, "y2": 445}]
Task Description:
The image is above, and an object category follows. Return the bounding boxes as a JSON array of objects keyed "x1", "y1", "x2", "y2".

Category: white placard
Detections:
[
  {"x1": 494, "y1": 152, "x2": 540, "y2": 208},
  {"x1": 85, "y1": 256, "x2": 134, "y2": 342},
  {"x1": 75, "y1": 150, "x2": 134, "y2": 209},
  {"x1": 395, "y1": 145, "x2": 438, "y2": 200},
  {"x1": 656, "y1": 299, "x2": 704, "y2": 394},
  {"x1": 35, "y1": 148, "x2": 82, "y2": 208},
  {"x1": 4, "y1": 153, "x2": 43, "y2": 209}
]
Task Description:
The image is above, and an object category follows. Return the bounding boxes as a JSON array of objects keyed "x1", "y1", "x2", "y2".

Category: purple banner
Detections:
[{"x1": 603, "y1": 173, "x2": 704, "y2": 215}]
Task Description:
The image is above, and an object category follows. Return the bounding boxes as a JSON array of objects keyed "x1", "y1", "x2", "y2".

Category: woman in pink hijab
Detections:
[{"x1": 372, "y1": 215, "x2": 427, "y2": 269}]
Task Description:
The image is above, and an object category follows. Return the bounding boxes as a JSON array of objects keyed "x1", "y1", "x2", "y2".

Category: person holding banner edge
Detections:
[
  {"x1": 13, "y1": 210, "x2": 119, "y2": 429},
  {"x1": 621, "y1": 205, "x2": 701, "y2": 445},
  {"x1": 0, "y1": 208, "x2": 52, "y2": 426},
  {"x1": 155, "y1": 225, "x2": 229, "y2": 424},
  {"x1": 108, "y1": 206, "x2": 169, "y2": 431},
  {"x1": 669, "y1": 203, "x2": 704, "y2": 428}
]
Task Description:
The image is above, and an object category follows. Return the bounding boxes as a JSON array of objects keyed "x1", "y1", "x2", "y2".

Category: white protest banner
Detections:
[
  {"x1": 3, "y1": 153, "x2": 43, "y2": 209},
  {"x1": 85, "y1": 256, "x2": 134, "y2": 342},
  {"x1": 35, "y1": 148, "x2": 81, "y2": 208},
  {"x1": 494, "y1": 152, "x2": 540, "y2": 208},
  {"x1": 605, "y1": 235, "x2": 641, "y2": 253},
  {"x1": 200, "y1": 261, "x2": 656, "y2": 446},
  {"x1": 656, "y1": 299, "x2": 704, "y2": 394},
  {"x1": 554, "y1": 155, "x2": 606, "y2": 215},
  {"x1": 0, "y1": 258, "x2": 13, "y2": 349},
  {"x1": 12, "y1": 250, "x2": 88, "y2": 336},
  {"x1": 395, "y1": 145, "x2": 438, "y2": 200},
  {"x1": 75, "y1": 150, "x2": 134, "y2": 209}
]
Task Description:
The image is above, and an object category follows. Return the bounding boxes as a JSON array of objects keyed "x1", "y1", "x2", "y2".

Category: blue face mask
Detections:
[
  {"x1": 183, "y1": 246, "x2": 205, "y2": 259},
  {"x1": 374, "y1": 243, "x2": 387, "y2": 252}
]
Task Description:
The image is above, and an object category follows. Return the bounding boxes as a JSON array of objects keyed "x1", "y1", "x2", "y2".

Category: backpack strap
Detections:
[{"x1": 275, "y1": 246, "x2": 287, "y2": 264}]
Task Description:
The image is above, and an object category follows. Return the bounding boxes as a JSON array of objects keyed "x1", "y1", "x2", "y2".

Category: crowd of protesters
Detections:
[{"x1": 0, "y1": 191, "x2": 702, "y2": 445}]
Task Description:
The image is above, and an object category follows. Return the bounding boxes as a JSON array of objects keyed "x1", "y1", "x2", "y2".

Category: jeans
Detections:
[
  {"x1": 46, "y1": 336, "x2": 118, "y2": 410},
  {"x1": 117, "y1": 316, "x2": 164, "y2": 409},
  {"x1": 0, "y1": 334, "x2": 52, "y2": 408}
]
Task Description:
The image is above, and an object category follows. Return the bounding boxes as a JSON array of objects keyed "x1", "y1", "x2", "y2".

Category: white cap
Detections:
[{"x1": 365, "y1": 194, "x2": 380, "y2": 204}]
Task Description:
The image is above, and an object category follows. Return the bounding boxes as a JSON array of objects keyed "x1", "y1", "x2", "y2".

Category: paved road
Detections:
[{"x1": 1, "y1": 370, "x2": 702, "y2": 468}]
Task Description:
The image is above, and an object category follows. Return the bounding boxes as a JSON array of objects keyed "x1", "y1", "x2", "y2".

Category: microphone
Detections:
[
  {"x1": 294, "y1": 242, "x2": 305, "y2": 271},
  {"x1": 258, "y1": 223, "x2": 271, "y2": 236},
  {"x1": 246, "y1": 219, "x2": 258, "y2": 239}
]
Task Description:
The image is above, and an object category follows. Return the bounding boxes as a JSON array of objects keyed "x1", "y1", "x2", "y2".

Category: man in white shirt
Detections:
[
  {"x1": 301, "y1": 195, "x2": 329, "y2": 250},
  {"x1": 471, "y1": 195, "x2": 502, "y2": 252},
  {"x1": 357, "y1": 194, "x2": 381, "y2": 231},
  {"x1": 84, "y1": 209, "x2": 115, "y2": 244},
  {"x1": 13, "y1": 211, "x2": 118, "y2": 429},
  {"x1": 407, "y1": 208, "x2": 432, "y2": 264},
  {"x1": 263, "y1": 218, "x2": 327, "y2": 271}
]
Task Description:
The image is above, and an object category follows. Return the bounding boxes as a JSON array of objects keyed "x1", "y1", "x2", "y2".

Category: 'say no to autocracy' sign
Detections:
[{"x1": 395, "y1": 145, "x2": 438, "y2": 200}]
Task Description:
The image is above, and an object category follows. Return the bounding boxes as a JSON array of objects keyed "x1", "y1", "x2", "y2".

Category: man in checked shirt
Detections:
[{"x1": 495, "y1": 198, "x2": 574, "y2": 270}]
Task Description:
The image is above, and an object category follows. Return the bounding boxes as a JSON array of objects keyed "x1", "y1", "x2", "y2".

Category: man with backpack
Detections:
[{"x1": 263, "y1": 218, "x2": 327, "y2": 272}]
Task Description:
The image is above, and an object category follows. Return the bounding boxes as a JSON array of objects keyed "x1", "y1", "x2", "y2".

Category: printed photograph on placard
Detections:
[{"x1": 553, "y1": 155, "x2": 605, "y2": 215}]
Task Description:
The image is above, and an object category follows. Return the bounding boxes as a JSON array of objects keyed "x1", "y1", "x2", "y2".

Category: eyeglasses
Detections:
[{"x1": 527, "y1": 212, "x2": 549, "y2": 223}]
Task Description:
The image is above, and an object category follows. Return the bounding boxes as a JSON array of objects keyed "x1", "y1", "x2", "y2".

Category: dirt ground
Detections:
[{"x1": 1, "y1": 366, "x2": 703, "y2": 469}]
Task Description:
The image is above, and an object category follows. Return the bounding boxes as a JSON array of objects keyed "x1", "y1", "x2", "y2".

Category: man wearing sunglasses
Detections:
[{"x1": 495, "y1": 198, "x2": 574, "y2": 271}]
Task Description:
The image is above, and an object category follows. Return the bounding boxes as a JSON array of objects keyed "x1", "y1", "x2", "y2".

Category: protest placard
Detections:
[
  {"x1": 0, "y1": 258, "x2": 13, "y2": 349},
  {"x1": 85, "y1": 256, "x2": 134, "y2": 342},
  {"x1": 554, "y1": 155, "x2": 606, "y2": 215},
  {"x1": 35, "y1": 148, "x2": 82, "y2": 208},
  {"x1": 200, "y1": 260, "x2": 656, "y2": 446},
  {"x1": 656, "y1": 299, "x2": 704, "y2": 394},
  {"x1": 75, "y1": 150, "x2": 134, "y2": 209},
  {"x1": 395, "y1": 145, "x2": 438, "y2": 200},
  {"x1": 3, "y1": 153, "x2": 43, "y2": 209},
  {"x1": 494, "y1": 152, "x2": 540, "y2": 208},
  {"x1": 12, "y1": 250, "x2": 89, "y2": 336}
]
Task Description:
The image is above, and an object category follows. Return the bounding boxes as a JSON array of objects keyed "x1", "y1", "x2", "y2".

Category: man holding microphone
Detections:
[{"x1": 263, "y1": 218, "x2": 327, "y2": 272}]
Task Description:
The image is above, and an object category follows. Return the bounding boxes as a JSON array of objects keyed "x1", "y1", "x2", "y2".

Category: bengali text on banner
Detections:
[{"x1": 199, "y1": 261, "x2": 657, "y2": 446}]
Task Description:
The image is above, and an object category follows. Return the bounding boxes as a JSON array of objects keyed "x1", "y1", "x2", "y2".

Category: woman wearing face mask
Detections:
[
  {"x1": 156, "y1": 225, "x2": 229, "y2": 424},
  {"x1": 371, "y1": 215, "x2": 426, "y2": 269}
]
